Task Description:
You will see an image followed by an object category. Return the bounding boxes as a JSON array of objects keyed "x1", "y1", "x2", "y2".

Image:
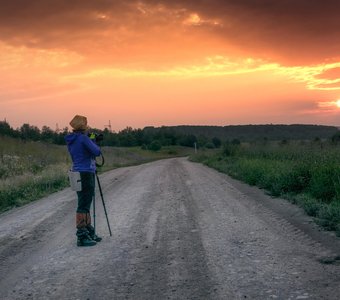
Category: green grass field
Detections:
[
  {"x1": 0, "y1": 135, "x2": 193, "y2": 212},
  {"x1": 191, "y1": 140, "x2": 340, "y2": 236}
]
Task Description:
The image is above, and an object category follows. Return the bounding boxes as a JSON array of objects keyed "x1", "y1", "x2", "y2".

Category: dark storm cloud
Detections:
[
  {"x1": 0, "y1": 1, "x2": 129, "y2": 46},
  {"x1": 0, "y1": 0, "x2": 339, "y2": 65}
]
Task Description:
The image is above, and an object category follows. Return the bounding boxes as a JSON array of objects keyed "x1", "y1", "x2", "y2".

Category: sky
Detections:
[{"x1": 1, "y1": 0, "x2": 340, "y2": 131}]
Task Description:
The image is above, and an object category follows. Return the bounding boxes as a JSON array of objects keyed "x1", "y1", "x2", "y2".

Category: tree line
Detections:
[
  {"x1": 0, "y1": 121, "x2": 67, "y2": 144},
  {"x1": 0, "y1": 121, "x2": 222, "y2": 149},
  {"x1": 2, "y1": 120, "x2": 339, "y2": 150},
  {"x1": 151, "y1": 124, "x2": 339, "y2": 141}
]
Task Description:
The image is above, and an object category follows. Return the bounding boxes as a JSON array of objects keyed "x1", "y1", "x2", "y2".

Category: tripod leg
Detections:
[
  {"x1": 93, "y1": 193, "x2": 96, "y2": 235},
  {"x1": 96, "y1": 172, "x2": 112, "y2": 236}
]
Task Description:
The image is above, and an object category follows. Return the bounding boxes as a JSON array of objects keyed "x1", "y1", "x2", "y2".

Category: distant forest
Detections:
[
  {"x1": 0, "y1": 120, "x2": 339, "y2": 149},
  {"x1": 147, "y1": 125, "x2": 339, "y2": 142}
]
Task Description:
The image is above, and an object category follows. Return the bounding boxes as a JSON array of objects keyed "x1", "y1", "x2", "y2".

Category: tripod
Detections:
[{"x1": 93, "y1": 171, "x2": 112, "y2": 236}]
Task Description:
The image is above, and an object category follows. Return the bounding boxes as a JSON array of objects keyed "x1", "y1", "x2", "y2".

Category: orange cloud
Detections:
[{"x1": 317, "y1": 67, "x2": 340, "y2": 80}]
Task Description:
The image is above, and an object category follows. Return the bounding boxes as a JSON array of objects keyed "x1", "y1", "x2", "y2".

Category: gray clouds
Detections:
[{"x1": 0, "y1": 0, "x2": 339, "y2": 65}]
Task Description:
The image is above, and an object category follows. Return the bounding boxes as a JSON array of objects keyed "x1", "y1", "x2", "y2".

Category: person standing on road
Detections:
[{"x1": 65, "y1": 115, "x2": 102, "y2": 247}]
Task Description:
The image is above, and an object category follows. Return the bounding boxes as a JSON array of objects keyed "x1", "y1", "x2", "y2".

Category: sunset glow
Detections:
[{"x1": 1, "y1": 0, "x2": 340, "y2": 130}]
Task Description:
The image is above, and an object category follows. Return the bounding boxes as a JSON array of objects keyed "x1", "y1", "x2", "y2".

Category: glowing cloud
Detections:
[
  {"x1": 183, "y1": 13, "x2": 221, "y2": 27},
  {"x1": 62, "y1": 55, "x2": 340, "y2": 92},
  {"x1": 275, "y1": 62, "x2": 340, "y2": 91}
]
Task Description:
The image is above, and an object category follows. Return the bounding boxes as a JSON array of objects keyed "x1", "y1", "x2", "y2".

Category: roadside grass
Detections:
[
  {"x1": 190, "y1": 141, "x2": 340, "y2": 236},
  {"x1": 0, "y1": 135, "x2": 194, "y2": 213},
  {"x1": 0, "y1": 164, "x2": 69, "y2": 211},
  {"x1": 1, "y1": 136, "x2": 70, "y2": 212}
]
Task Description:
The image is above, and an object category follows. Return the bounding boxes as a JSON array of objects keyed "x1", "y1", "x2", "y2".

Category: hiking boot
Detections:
[
  {"x1": 89, "y1": 233, "x2": 102, "y2": 242},
  {"x1": 77, "y1": 236, "x2": 97, "y2": 247},
  {"x1": 76, "y1": 228, "x2": 96, "y2": 247},
  {"x1": 87, "y1": 225, "x2": 102, "y2": 242}
]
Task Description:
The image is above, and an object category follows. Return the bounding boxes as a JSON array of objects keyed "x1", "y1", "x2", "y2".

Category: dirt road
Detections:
[{"x1": 0, "y1": 158, "x2": 339, "y2": 299}]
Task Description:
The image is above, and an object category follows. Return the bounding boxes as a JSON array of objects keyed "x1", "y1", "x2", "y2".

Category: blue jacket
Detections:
[{"x1": 65, "y1": 132, "x2": 101, "y2": 173}]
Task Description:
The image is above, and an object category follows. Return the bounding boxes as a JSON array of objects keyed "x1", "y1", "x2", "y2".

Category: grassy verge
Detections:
[
  {"x1": 0, "y1": 164, "x2": 69, "y2": 211},
  {"x1": 190, "y1": 141, "x2": 340, "y2": 236},
  {"x1": 0, "y1": 135, "x2": 194, "y2": 213}
]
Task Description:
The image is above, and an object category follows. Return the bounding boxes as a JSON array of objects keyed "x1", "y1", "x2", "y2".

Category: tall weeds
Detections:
[
  {"x1": 0, "y1": 135, "x2": 71, "y2": 211},
  {"x1": 0, "y1": 164, "x2": 69, "y2": 211}
]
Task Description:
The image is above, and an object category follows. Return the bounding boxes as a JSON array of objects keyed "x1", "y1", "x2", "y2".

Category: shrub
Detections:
[
  {"x1": 222, "y1": 143, "x2": 240, "y2": 156},
  {"x1": 167, "y1": 149, "x2": 178, "y2": 155},
  {"x1": 308, "y1": 164, "x2": 339, "y2": 202},
  {"x1": 205, "y1": 142, "x2": 215, "y2": 149},
  {"x1": 297, "y1": 195, "x2": 323, "y2": 217},
  {"x1": 212, "y1": 137, "x2": 222, "y2": 148},
  {"x1": 236, "y1": 158, "x2": 267, "y2": 186},
  {"x1": 148, "y1": 140, "x2": 162, "y2": 151},
  {"x1": 316, "y1": 201, "x2": 340, "y2": 231},
  {"x1": 282, "y1": 163, "x2": 311, "y2": 193}
]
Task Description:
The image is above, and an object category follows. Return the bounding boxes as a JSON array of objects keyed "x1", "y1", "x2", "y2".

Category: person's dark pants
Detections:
[
  {"x1": 77, "y1": 172, "x2": 95, "y2": 213},
  {"x1": 76, "y1": 172, "x2": 95, "y2": 238}
]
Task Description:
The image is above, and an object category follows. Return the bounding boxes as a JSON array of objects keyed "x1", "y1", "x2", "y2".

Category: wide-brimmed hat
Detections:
[{"x1": 69, "y1": 115, "x2": 89, "y2": 131}]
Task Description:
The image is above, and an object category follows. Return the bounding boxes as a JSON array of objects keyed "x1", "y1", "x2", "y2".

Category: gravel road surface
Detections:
[{"x1": 0, "y1": 158, "x2": 339, "y2": 299}]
